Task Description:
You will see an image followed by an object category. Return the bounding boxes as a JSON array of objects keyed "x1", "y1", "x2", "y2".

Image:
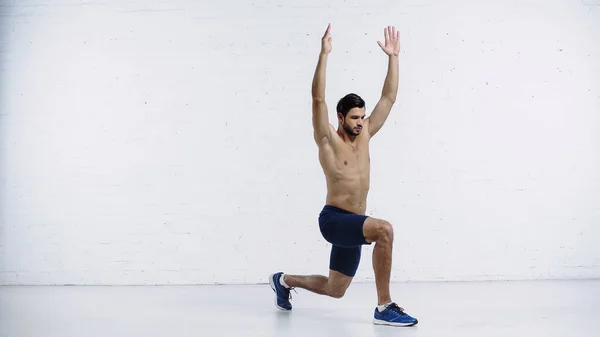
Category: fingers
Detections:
[
  {"x1": 383, "y1": 25, "x2": 400, "y2": 42},
  {"x1": 323, "y1": 23, "x2": 331, "y2": 39},
  {"x1": 384, "y1": 26, "x2": 394, "y2": 42}
]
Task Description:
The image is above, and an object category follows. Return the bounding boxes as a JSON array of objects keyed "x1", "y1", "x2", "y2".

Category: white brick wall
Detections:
[{"x1": 1, "y1": 0, "x2": 599, "y2": 285}]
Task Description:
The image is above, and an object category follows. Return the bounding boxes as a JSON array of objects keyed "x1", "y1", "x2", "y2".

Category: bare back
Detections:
[{"x1": 317, "y1": 123, "x2": 371, "y2": 215}]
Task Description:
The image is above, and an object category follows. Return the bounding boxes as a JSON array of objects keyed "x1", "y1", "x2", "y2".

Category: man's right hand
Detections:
[{"x1": 321, "y1": 23, "x2": 332, "y2": 55}]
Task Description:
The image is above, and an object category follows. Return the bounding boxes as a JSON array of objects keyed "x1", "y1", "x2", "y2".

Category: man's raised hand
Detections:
[
  {"x1": 321, "y1": 23, "x2": 332, "y2": 55},
  {"x1": 377, "y1": 25, "x2": 400, "y2": 56}
]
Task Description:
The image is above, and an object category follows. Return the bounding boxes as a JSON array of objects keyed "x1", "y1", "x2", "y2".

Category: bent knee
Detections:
[
  {"x1": 328, "y1": 287, "x2": 346, "y2": 299},
  {"x1": 364, "y1": 218, "x2": 394, "y2": 244},
  {"x1": 375, "y1": 220, "x2": 394, "y2": 243}
]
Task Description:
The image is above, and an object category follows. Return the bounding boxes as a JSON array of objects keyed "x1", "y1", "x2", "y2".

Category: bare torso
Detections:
[{"x1": 318, "y1": 124, "x2": 371, "y2": 215}]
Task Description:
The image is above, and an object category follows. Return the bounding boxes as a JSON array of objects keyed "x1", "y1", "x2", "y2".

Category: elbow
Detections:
[
  {"x1": 382, "y1": 95, "x2": 396, "y2": 104},
  {"x1": 311, "y1": 85, "x2": 325, "y2": 102},
  {"x1": 312, "y1": 95, "x2": 325, "y2": 103}
]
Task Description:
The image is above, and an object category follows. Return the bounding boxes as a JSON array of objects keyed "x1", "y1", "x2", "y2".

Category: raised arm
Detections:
[
  {"x1": 367, "y1": 26, "x2": 400, "y2": 137},
  {"x1": 312, "y1": 24, "x2": 333, "y2": 144}
]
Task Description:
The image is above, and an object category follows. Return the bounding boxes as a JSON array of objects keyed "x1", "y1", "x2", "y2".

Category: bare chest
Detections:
[{"x1": 336, "y1": 142, "x2": 370, "y2": 172}]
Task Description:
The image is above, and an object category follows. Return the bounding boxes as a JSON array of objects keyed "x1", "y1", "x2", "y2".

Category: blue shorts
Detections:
[{"x1": 318, "y1": 205, "x2": 371, "y2": 277}]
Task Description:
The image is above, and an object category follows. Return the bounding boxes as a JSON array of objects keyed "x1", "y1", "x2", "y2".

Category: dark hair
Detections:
[{"x1": 336, "y1": 93, "x2": 365, "y2": 117}]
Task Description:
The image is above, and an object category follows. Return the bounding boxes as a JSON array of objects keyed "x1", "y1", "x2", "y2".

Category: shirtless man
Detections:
[{"x1": 269, "y1": 24, "x2": 418, "y2": 327}]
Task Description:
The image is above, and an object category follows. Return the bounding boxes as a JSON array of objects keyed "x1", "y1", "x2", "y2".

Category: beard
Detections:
[{"x1": 343, "y1": 121, "x2": 362, "y2": 136}]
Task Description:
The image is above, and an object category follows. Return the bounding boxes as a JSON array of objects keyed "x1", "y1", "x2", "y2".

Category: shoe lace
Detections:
[
  {"x1": 387, "y1": 303, "x2": 406, "y2": 315},
  {"x1": 287, "y1": 287, "x2": 297, "y2": 300}
]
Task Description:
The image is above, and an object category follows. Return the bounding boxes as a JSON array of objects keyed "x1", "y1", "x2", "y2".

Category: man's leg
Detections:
[
  {"x1": 269, "y1": 244, "x2": 360, "y2": 310},
  {"x1": 362, "y1": 217, "x2": 418, "y2": 327},
  {"x1": 268, "y1": 269, "x2": 354, "y2": 311},
  {"x1": 362, "y1": 217, "x2": 394, "y2": 305},
  {"x1": 283, "y1": 269, "x2": 352, "y2": 298}
]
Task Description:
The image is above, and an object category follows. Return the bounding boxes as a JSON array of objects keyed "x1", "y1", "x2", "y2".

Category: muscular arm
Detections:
[
  {"x1": 312, "y1": 24, "x2": 333, "y2": 143},
  {"x1": 367, "y1": 26, "x2": 400, "y2": 137},
  {"x1": 367, "y1": 55, "x2": 398, "y2": 136},
  {"x1": 312, "y1": 53, "x2": 330, "y2": 142}
]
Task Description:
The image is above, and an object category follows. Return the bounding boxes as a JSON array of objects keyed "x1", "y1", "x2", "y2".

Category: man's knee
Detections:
[
  {"x1": 375, "y1": 220, "x2": 394, "y2": 243},
  {"x1": 328, "y1": 286, "x2": 347, "y2": 299},
  {"x1": 326, "y1": 272, "x2": 352, "y2": 299},
  {"x1": 364, "y1": 218, "x2": 394, "y2": 244}
]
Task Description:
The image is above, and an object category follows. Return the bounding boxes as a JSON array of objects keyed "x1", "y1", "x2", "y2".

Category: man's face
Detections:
[{"x1": 341, "y1": 107, "x2": 365, "y2": 136}]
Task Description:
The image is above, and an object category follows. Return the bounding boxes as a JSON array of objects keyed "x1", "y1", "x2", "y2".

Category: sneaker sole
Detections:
[
  {"x1": 268, "y1": 273, "x2": 291, "y2": 311},
  {"x1": 373, "y1": 318, "x2": 418, "y2": 327}
]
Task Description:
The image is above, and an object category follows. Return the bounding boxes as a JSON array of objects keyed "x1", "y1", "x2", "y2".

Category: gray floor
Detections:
[{"x1": 1, "y1": 279, "x2": 599, "y2": 337}]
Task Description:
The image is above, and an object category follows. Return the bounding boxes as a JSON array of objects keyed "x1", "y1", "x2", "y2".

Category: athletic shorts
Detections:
[{"x1": 318, "y1": 205, "x2": 371, "y2": 277}]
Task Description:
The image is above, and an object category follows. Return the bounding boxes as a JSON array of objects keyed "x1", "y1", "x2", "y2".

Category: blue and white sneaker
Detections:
[
  {"x1": 269, "y1": 272, "x2": 293, "y2": 311},
  {"x1": 373, "y1": 302, "x2": 418, "y2": 326}
]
